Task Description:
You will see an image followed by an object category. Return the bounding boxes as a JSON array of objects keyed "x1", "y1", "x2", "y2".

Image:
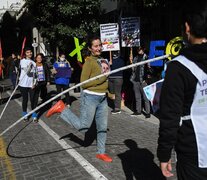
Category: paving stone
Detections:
[{"x1": 0, "y1": 81, "x2": 177, "y2": 180}]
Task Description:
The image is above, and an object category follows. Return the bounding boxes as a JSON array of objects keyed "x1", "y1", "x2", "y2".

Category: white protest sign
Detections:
[{"x1": 100, "y1": 23, "x2": 120, "y2": 51}]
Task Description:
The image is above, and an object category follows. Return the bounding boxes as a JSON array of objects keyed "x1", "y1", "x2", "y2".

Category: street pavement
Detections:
[{"x1": 0, "y1": 79, "x2": 177, "y2": 180}]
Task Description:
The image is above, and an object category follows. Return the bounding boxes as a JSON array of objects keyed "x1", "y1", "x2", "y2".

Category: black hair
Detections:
[
  {"x1": 86, "y1": 35, "x2": 101, "y2": 48},
  {"x1": 112, "y1": 51, "x2": 119, "y2": 57},
  {"x1": 24, "y1": 47, "x2": 32, "y2": 52},
  {"x1": 11, "y1": 52, "x2": 17, "y2": 56},
  {"x1": 137, "y1": 46, "x2": 145, "y2": 52},
  {"x1": 81, "y1": 47, "x2": 90, "y2": 59},
  {"x1": 59, "y1": 52, "x2": 65, "y2": 57},
  {"x1": 35, "y1": 53, "x2": 44, "y2": 61},
  {"x1": 182, "y1": 0, "x2": 207, "y2": 38}
]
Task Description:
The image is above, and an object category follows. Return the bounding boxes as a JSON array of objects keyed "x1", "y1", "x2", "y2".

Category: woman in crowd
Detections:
[
  {"x1": 53, "y1": 53, "x2": 72, "y2": 106},
  {"x1": 33, "y1": 53, "x2": 51, "y2": 122},
  {"x1": 46, "y1": 36, "x2": 112, "y2": 162}
]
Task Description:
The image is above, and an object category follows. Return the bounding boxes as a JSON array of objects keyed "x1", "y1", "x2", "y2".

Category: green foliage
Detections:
[{"x1": 25, "y1": 0, "x2": 102, "y2": 49}]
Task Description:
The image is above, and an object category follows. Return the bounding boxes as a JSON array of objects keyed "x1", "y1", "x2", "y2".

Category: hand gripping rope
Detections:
[{"x1": 0, "y1": 54, "x2": 170, "y2": 136}]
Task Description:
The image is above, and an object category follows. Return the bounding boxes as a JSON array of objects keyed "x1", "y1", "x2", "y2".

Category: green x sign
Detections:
[{"x1": 69, "y1": 37, "x2": 86, "y2": 63}]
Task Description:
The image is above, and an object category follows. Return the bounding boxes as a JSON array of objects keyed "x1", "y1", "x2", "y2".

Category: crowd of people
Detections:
[
  {"x1": 0, "y1": 44, "x2": 154, "y2": 120},
  {"x1": 0, "y1": 49, "x2": 73, "y2": 122},
  {"x1": 0, "y1": 36, "x2": 153, "y2": 162}
]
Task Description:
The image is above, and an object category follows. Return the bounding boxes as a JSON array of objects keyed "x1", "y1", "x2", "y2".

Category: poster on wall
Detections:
[
  {"x1": 100, "y1": 23, "x2": 120, "y2": 51},
  {"x1": 121, "y1": 17, "x2": 140, "y2": 47}
]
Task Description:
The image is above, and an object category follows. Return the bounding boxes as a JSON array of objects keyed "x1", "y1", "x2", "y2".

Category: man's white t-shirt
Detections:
[{"x1": 19, "y1": 58, "x2": 36, "y2": 88}]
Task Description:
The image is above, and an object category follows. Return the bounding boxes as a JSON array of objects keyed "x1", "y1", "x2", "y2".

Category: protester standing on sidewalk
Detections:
[
  {"x1": 19, "y1": 47, "x2": 37, "y2": 121},
  {"x1": 33, "y1": 53, "x2": 50, "y2": 122},
  {"x1": 46, "y1": 35, "x2": 113, "y2": 162},
  {"x1": 53, "y1": 53, "x2": 72, "y2": 106},
  {"x1": 157, "y1": 1, "x2": 207, "y2": 179},
  {"x1": 108, "y1": 51, "x2": 125, "y2": 114},
  {"x1": 129, "y1": 46, "x2": 151, "y2": 118},
  {"x1": 7, "y1": 53, "x2": 20, "y2": 89}
]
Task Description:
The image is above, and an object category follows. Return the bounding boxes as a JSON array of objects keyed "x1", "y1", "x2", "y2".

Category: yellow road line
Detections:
[{"x1": 0, "y1": 137, "x2": 16, "y2": 180}]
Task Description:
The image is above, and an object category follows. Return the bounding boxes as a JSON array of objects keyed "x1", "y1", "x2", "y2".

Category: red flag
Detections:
[
  {"x1": 20, "y1": 37, "x2": 26, "y2": 59},
  {"x1": 0, "y1": 39, "x2": 2, "y2": 59}
]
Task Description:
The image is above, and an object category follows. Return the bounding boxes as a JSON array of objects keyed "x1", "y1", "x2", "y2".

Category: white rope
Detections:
[
  {"x1": 0, "y1": 83, "x2": 19, "y2": 120},
  {"x1": 0, "y1": 54, "x2": 169, "y2": 136}
]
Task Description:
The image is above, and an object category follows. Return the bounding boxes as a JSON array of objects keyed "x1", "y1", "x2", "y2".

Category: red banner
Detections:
[{"x1": 20, "y1": 37, "x2": 26, "y2": 59}]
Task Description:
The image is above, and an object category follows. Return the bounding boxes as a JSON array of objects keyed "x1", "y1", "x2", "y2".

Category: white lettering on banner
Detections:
[{"x1": 100, "y1": 23, "x2": 120, "y2": 51}]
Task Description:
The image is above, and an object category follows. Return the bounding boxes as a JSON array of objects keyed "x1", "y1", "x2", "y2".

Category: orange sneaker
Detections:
[
  {"x1": 96, "y1": 154, "x2": 112, "y2": 162},
  {"x1": 46, "y1": 100, "x2": 66, "y2": 118}
]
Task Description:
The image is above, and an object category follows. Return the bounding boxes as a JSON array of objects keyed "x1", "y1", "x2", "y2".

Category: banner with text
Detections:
[
  {"x1": 121, "y1": 17, "x2": 140, "y2": 47},
  {"x1": 100, "y1": 23, "x2": 120, "y2": 51}
]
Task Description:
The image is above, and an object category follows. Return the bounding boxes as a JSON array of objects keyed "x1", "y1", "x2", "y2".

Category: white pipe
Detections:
[
  {"x1": 0, "y1": 54, "x2": 169, "y2": 136},
  {"x1": 0, "y1": 83, "x2": 19, "y2": 120}
]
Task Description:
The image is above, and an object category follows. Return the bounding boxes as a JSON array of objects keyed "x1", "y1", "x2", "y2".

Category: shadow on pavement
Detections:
[
  {"x1": 36, "y1": 90, "x2": 57, "y2": 118},
  {"x1": 6, "y1": 120, "x2": 83, "y2": 159},
  {"x1": 6, "y1": 119, "x2": 122, "y2": 159},
  {"x1": 117, "y1": 139, "x2": 166, "y2": 180},
  {"x1": 0, "y1": 93, "x2": 21, "y2": 105}
]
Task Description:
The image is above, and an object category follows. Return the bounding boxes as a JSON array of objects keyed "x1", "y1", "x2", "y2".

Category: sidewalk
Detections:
[{"x1": 0, "y1": 80, "x2": 177, "y2": 180}]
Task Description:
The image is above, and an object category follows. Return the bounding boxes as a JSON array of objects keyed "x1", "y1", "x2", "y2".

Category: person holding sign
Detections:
[
  {"x1": 46, "y1": 36, "x2": 112, "y2": 162},
  {"x1": 129, "y1": 46, "x2": 151, "y2": 118},
  {"x1": 157, "y1": 1, "x2": 207, "y2": 179},
  {"x1": 108, "y1": 51, "x2": 125, "y2": 114},
  {"x1": 53, "y1": 53, "x2": 72, "y2": 106}
]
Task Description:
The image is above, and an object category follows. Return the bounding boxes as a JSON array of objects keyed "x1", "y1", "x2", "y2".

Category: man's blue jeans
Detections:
[{"x1": 60, "y1": 92, "x2": 108, "y2": 154}]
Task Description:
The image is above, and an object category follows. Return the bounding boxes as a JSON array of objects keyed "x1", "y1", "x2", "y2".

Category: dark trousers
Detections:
[
  {"x1": 132, "y1": 81, "x2": 150, "y2": 114},
  {"x1": 176, "y1": 158, "x2": 207, "y2": 180},
  {"x1": 19, "y1": 86, "x2": 35, "y2": 112},
  {"x1": 108, "y1": 78, "x2": 123, "y2": 110},
  {"x1": 9, "y1": 72, "x2": 17, "y2": 89},
  {"x1": 33, "y1": 84, "x2": 47, "y2": 108},
  {"x1": 40, "y1": 84, "x2": 48, "y2": 100},
  {"x1": 56, "y1": 84, "x2": 70, "y2": 105}
]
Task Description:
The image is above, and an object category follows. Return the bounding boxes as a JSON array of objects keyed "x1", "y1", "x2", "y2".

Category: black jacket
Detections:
[
  {"x1": 157, "y1": 43, "x2": 207, "y2": 164},
  {"x1": 109, "y1": 56, "x2": 125, "y2": 78},
  {"x1": 132, "y1": 54, "x2": 147, "y2": 82}
]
